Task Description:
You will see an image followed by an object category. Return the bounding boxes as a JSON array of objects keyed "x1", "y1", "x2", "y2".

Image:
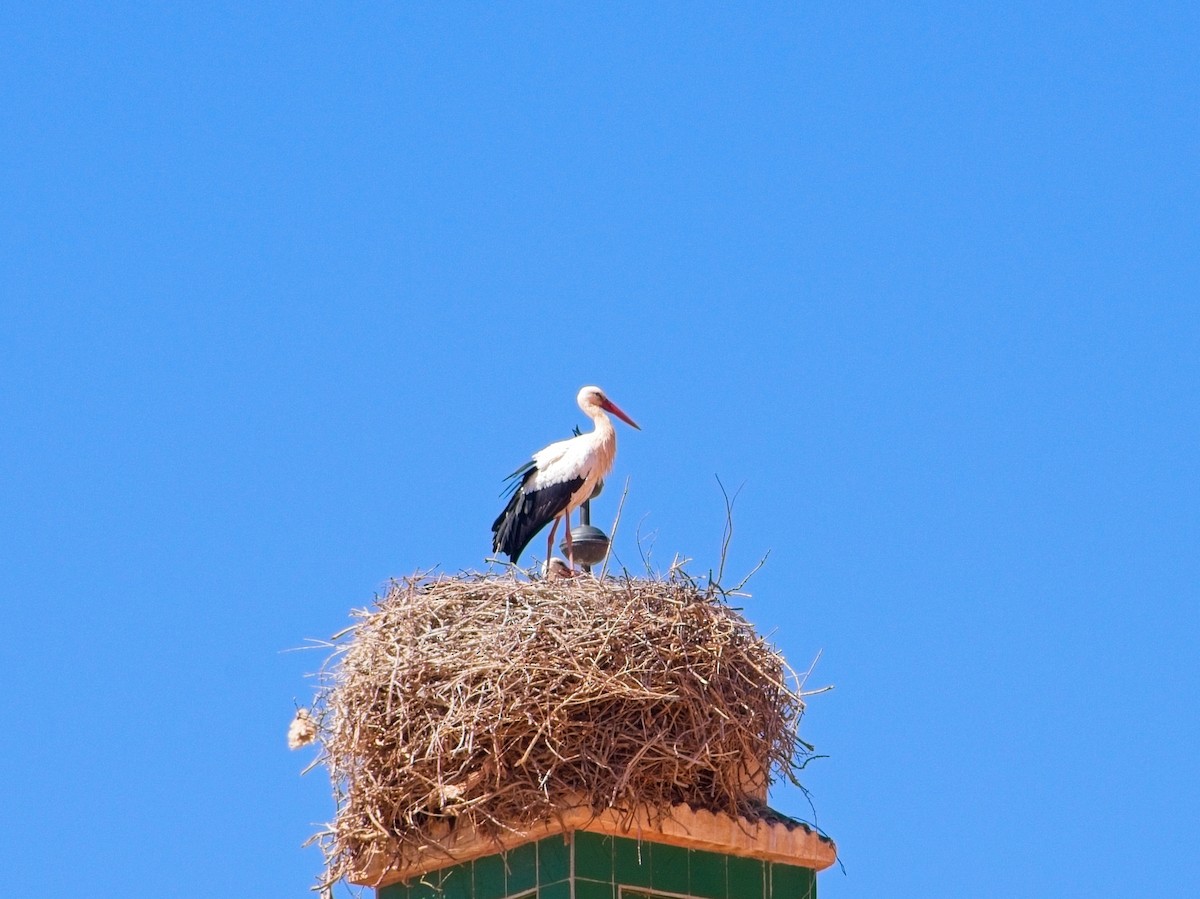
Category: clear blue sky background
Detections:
[{"x1": 2, "y1": 3, "x2": 1196, "y2": 897}]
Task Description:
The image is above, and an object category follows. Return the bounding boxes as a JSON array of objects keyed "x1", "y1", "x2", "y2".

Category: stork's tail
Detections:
[{"x1": 491, "y1": 490, "x2": 531, "y2": 563}]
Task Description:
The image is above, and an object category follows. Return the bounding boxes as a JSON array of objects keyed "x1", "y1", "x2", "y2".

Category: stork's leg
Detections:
[
  {"x1": 564, "y1": 508, "x2": 575, "y2": 571},
  {"x1": 545, "y1": 516, "x2": 560, "y2": 574}
]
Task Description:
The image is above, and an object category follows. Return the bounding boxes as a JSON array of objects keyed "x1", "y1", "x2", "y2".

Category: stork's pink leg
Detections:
[
  {"x1": 545, "y1": 516, "x2": 559, "y2": 572},
  {"x1": 564, "y1": 508, "x2": 574, "y2": 571}
]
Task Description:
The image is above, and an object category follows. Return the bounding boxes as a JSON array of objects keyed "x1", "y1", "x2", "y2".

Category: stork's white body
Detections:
[
  {"x1": 491, "y1": 386, "x2": 639, "y2": 572},
  {"x1": 528, "y1": 421, "x2": 616, "y2": 513}
]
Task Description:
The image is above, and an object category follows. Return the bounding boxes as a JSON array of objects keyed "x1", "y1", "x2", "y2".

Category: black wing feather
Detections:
[
  {"x1": 500, "y1": 459, "x2": 537, "y2": 498},
  {"x1": 491, "y1": 470, "x2": 586, "y2": 563}
]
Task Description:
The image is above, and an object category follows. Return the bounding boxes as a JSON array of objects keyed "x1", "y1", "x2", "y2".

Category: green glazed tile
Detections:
[
  {"x1": 768, "y1": 863, "x2": 815, "y2": 899},
  {"x1": 576, "y1": 832, "x2": 615, "y2": 882},
  {"x1": 649, "y1": 842, "x2": 689, "y2": 894},
  {"x1": 613, "y1": 837, "x2": 652, "y2": 888},
  {"x1": 727, "y1": 855, "x2": 764, "y2": 899},
  {"x1": 473, "y1": 852, "x2": 507, "y2": 899},
  {"x1": 440, "y1": 863, "x2": 474, "y2": 899},
  {"x1": 576, "y1": 879, "x2": 615, "y2": 899},
  {"x1": 539, "y1": 880, "x2": 571, "y2": 899},
  {"x1": 688, "y1": 848, "x2": 727, "y2": 899},
  {"x1": 506, "y1": 841, "x2": 538, "y2": 895},
  {"x1": 409, "y1": 873, "x2": 440, "y2": 899},
  {"x1": 538, "y1": 835, "x2": 571, "y2": 885}
]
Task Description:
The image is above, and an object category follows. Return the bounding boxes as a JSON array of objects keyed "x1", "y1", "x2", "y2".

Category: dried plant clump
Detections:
[
  {"x1": 306, "y1": 573, "x2": 814, "y2": 889},
  {"x1": 288, "y1": 708, "x2": 318, "y2": 750}
]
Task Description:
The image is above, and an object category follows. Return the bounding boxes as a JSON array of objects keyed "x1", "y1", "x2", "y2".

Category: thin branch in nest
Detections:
[
  {"x1": 714, "y1": 474, "x2": 745, "y2": 585},
  {"x1": 635, "y1": 514, "x2": 656, "y2": 575},
  {"x1": 599, "y1": 476, "x2": 631, "y2": 580},
  {"x1": 727, "y1": 550, "x2": 771, "y2": 596}
]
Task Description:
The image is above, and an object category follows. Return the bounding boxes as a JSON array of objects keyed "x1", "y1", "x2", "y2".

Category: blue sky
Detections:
[{"x1": 2, "y1": 3, "x2": 1196, "y2": 896}]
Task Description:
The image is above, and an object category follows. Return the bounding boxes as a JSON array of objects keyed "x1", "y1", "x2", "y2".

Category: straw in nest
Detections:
[{"x1": 304, "y1": 572, "x2": 817, "y2": 891}]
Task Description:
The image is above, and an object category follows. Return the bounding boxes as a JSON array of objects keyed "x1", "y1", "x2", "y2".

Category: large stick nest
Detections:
[{"x1": 307, "y1": 573, "x2": 815, "y2": 889}]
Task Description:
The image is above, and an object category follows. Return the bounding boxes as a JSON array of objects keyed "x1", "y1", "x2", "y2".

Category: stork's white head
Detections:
[
  {"x1": 577, "y1": 385, "x2": 641, "y2": 430},
  {"x1": 543, "y1": 557, "x2": 574, "y2": 580}
]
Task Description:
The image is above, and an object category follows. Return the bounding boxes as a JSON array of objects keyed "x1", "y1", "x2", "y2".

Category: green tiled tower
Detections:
[{"x1": 368, "y1": 809, "x2": 833, "y2": 899}]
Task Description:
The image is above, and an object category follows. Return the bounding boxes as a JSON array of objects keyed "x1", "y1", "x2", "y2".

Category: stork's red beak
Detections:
[{"x1": 602, "y1": 398, "x2": 640, "y2": 430}]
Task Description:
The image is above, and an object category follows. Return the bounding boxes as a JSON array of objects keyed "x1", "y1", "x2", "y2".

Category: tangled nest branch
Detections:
[{"x1": 304, "y1": 572, "x2": 817, "y2": 892}]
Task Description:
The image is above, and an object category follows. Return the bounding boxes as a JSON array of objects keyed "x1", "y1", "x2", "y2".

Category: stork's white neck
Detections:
[{"x1": 583, "y1": 408, "x2": 618, "y2": 478}]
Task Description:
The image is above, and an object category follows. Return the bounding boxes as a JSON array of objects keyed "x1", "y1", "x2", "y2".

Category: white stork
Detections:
[{"x1": 492, "y1": 385, "x2": 640, "y2": 572}]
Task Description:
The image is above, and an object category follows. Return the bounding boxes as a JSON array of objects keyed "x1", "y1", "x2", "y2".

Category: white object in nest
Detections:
[{"x1": 288, "y1": 708, "x2": 318, "y2": 749}]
